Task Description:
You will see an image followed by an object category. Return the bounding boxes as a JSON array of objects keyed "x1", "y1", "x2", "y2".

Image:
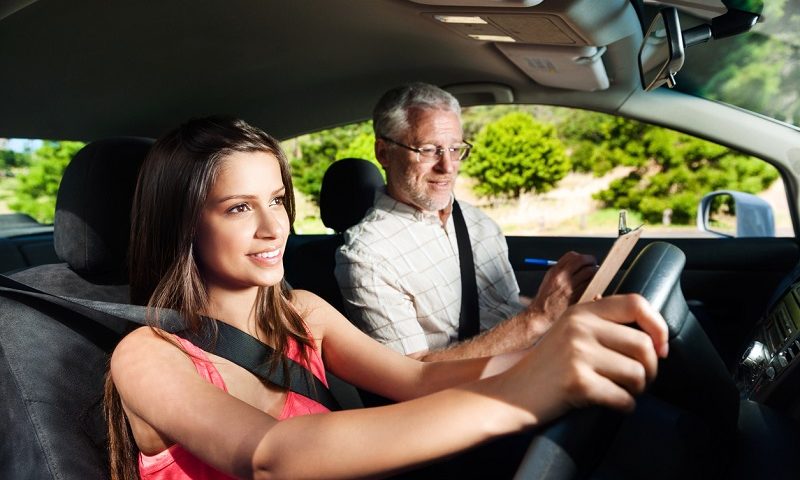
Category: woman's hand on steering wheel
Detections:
[{"x1": 501, "y1": 294, "x2": 669, "y2": 429}]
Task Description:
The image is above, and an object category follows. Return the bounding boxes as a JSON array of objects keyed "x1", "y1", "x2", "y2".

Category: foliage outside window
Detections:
[
  {"x1": 462, "y1": 112, "x2": 569, "y2": 199},
  {"x1": 284, "y1": 122, "x2": 380, "y2": 233},
  {"x1": 0, "y1": 141, "x2": 85, "y2": 224},
  {"x1": 559, "y1": 111, "x2": 779, "y2": 225},
  {"x1": 283, "y1": 105, "x2": 788, "y2": 237},
  {"x1": 677, "y1": 0, "x2": 800, "y2": 128},
  {"x1": 0, "y1": 106, "x2": 789, "y2": 237},
  {"x1": 286, "y1": 122, "x2": 378, "y2": 206}
]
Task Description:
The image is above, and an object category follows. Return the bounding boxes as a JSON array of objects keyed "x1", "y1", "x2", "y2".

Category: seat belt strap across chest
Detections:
[
  {"x1": 0, "y1": 273, "x2": 341, "y2": 411},
  {"x1": 452, "y1": 200, "x2": 480, "y2": 341}
]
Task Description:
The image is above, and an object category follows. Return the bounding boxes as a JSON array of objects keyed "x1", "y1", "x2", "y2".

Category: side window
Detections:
[
  {"x1": 459, "y1": 105, "x2": 791, "y2": 238},
  {"x1": 0, "y1": 138, "x2": 83, "y2": 226},
  {"x1": 283, "y1": 121, "x2": 379, "y2": 234}
]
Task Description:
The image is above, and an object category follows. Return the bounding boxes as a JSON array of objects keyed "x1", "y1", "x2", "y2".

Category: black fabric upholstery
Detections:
[
  {"x1": 0, "y1": 213, "x2": 59, "y2": 274},
  {"x1": 0, "y1": 295, "x2": 116, "y2": 479},
  {"x1": 10, "y1": 264, "x2": 129, "y2": 302},
  {"x1": 319, "y1": 158, "x2": 384, "y2": 233},
  {"x1": 0, "y1": 238, "x2": 27, "y2": 273},
  {"x1": 54, "y1": 137, "x2": 153, "y2": 280},
  {"x1": 18, "y1": 241, "x2": 59, "y2": 269},
  {"x1": 285, "y1": 234, "x2": 349, "y2": 313},
  {"x1": 0, "y1": 138, "x2": 151, "y2": 479},
  {"x1": 285, "y1": 158, "x2": 384, "y2": 315}
]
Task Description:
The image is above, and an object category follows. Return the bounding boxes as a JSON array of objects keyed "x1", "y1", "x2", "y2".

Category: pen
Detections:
[{"x1": 524, "y1": 258, "x2": 558, "y2": 267}]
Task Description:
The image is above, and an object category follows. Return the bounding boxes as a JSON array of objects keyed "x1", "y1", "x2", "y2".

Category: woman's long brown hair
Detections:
[{"x1": 104, "y1": 116, "x2": 313, "y2": 479}]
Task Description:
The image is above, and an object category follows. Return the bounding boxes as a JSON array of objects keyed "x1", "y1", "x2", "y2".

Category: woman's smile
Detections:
[{"x1": 247, "y1": 248, "x2": 282, "y2": 267}]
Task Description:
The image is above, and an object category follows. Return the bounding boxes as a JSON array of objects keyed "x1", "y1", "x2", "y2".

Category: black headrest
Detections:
[
  {"x1": 54, "y1": 137, "x2": 153, "y2": 277},
  {"x1": 319, "y1": 158, "x2": 384, "y2": 233}
]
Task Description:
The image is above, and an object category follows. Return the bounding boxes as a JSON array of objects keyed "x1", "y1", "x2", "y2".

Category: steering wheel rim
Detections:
[{"x1": 513, "y1": 241, "x2": 687, "y2": 480}]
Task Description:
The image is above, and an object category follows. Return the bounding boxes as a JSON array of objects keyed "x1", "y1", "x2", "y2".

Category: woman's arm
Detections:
[
  {"x1": 294, "y1": 288, "x2": 525, "y2": 400},
  {"x1": 111, "y1": 326, "x2": 528, "y2": 479},
  {"x1": 112, "y1": 294, "x2": 668, "y2": 479}
]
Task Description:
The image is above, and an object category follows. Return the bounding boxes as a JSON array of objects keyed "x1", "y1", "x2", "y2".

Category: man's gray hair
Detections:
[{"x1": 373, "y1": 82, "x2": 461, "y2": 139}]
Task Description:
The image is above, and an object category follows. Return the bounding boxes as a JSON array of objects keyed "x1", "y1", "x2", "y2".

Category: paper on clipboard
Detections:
[{"x1": 578, "y1": 227, "x2": 643, "y2": 303}]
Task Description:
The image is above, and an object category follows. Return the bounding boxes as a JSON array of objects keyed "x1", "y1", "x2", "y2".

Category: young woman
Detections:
[{"x1": 106, "y1": 116, "x2": 668, "y2": 479}]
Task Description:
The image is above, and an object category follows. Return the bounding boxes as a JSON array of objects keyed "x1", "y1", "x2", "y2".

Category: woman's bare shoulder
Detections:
[
  {"x1": 110, "y1": 326, "x2": 191, "y2": 380},
  {"x1": 113, "y1": 325, "x2": 171, "y2": 355},
  {"x1": 288, "y1": 288, "x2": 328, "y2": 309},
  {"x1": 286, "y1": 288, "x2": 347, "y2": 335}
]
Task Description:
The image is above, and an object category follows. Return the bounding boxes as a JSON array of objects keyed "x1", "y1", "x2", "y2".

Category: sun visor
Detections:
[{"x1": 496, "y1": 43, "x2": 609, "y2": 91}]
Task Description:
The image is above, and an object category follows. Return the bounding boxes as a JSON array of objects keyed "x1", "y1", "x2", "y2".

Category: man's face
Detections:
[{"x1": 377, "y1": 107, "x2": 464, "y2": 214}]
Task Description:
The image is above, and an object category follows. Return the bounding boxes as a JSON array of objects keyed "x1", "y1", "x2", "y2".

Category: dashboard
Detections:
[{"x1": 738, "y1": 276, "x2": 800, "y2": 420}]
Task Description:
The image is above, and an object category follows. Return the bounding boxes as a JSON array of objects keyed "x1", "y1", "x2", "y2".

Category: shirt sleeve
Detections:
[
  {"x1": 466, "y1": 208, "x2": 525, "y2": 328},
  {"x1": 475, "y1": 236, "x2": 525, "y2": 324},
  {"x1": 334, "y1": 245, "x2": 429, "y2": 355}
]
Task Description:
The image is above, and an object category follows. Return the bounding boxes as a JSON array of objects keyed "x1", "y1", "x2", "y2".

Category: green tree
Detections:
[
  {"x1": 8, "y1": 141, "x2": 85, "y2": 223},
  {"x1": 558, "y1": 111, "x2": 649, "y2": 175},
  {"x1": 1, "y1": 149, "x2": 31, "y2": 171},
  {"x1": 462, "y1": 104, "x2": 569, "y2": 140},
  {"x1": 594, "y1": 128, "x2": 778, "y2": 224},
  {"x1": 680, "y1": 0, "x2": 800, "y2": 125},
  {"x1": 288, "y1": 121, "x2": 377, "y2": 205},
  {"x1": 463, "y1": 112, "x2": 569, "y2": 199}
]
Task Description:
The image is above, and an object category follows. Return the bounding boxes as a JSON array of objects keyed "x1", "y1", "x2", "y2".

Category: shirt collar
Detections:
[{"x1": 374, "y1": 188, "x2": 454, "y2": 225}]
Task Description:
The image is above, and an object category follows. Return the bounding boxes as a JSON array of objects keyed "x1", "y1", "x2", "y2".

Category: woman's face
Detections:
[{"x1": 194, "y1": 150, "x2": 290, "y2": 293}]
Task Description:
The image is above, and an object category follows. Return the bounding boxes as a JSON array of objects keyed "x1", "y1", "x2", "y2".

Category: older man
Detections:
[{"x1": 335, "y1": 82, "x2": 596, "y2": 361}]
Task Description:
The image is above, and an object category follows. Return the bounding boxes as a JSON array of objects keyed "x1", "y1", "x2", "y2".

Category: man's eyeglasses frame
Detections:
[{"x1": 380, "y1": 136, "x2": 473, "y2": 163}]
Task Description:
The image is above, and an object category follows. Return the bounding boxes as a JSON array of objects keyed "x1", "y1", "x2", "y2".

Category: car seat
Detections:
[
  {"x1": 0, "y1": 137, "x2": 152, "y2": 479},
  {"x1": 0, "y1": 213, "x2": 59, "y2": 274},
  {"x1": 284, "y1": 158, "x2": 384, "y2": 315}
]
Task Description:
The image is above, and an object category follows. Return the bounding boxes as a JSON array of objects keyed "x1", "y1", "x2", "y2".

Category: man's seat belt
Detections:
[
  {"x1": 0, "y1": 273, "x2": 341, "y2": 411},
  {"x1": 452, "y1": 200, "x2": 480, "y2": 341}
]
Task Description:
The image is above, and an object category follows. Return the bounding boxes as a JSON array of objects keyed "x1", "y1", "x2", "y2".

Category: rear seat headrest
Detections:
[
  {"x1": 54, "y1": 137, "x2": 153, "y2": 277},
  {"x1": 319, "y1": 158, "x2": 385, "y2": 233}
]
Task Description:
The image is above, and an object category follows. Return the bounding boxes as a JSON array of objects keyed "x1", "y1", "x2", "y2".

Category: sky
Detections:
[{"x1": 4, "y1": 138, "x2": 43, "y2": 152}]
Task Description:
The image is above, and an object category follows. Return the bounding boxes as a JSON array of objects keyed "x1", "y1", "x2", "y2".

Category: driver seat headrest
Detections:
[
  {"x1": 53, "y1": 137, "x2": 153, "y2": 280},
  {"x1": 319, "y1": 158, "x2": 384, "y2": 233}
]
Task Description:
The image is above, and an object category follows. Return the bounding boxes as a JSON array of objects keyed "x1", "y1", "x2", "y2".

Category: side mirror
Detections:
[
  {"x1": 697, "y1": 190, "x2": 775, "y2": 238},
  {"x1": 638, "y1": 7, "x2": 684, "y2": 91}
]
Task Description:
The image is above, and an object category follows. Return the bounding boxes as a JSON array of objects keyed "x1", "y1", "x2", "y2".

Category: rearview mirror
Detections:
[{"x1": 638, "y1": 7, "x2": 685, "y2": 91}]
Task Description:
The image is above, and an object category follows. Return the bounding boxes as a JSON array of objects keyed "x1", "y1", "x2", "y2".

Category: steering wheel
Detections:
[{"x1": 513, "y1": 241, "x2": 739, "y2": 479}]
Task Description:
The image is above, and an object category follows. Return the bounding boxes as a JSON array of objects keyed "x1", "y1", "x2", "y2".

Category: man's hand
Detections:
[
  {"x1": 525, "y1": 251, "x2": 597, "y2": 336},
  {"x1": 414, "y1": 252, "x2": 597, "y2": 361}
]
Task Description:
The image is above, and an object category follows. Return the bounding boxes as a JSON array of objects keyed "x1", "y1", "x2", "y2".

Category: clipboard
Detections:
[{"x1": 578, "y1": 226, "x2": 643, "y2": 303}]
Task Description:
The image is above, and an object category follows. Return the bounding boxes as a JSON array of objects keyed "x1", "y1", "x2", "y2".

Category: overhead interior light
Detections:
[
  {"x1": 410, "y1": 1, "x2": 544, "y2": 7},
  {"x1": 434, "y1": 15, "x2": 487, "y2": 24},
  {"x1": 469, "y1": 34, "x2": 516, "y2": 42}
]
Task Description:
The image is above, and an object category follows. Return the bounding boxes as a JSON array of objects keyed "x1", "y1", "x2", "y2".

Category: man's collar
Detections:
[{"x1": 374, "y1": 188, "x2": 454, "y2": 224}]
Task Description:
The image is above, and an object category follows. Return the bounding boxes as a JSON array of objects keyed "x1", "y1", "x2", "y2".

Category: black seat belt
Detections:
[
  {"x1": 0, "y1": 273, "x2": 341, "y2": 411},
  {"x1": 452, "y1": 200, "x2": 479, "y2": 341}
]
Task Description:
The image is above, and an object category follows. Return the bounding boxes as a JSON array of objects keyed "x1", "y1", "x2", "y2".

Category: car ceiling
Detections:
[{"x1": 0, "y1": 0, "x2": 646, "y2": 141}]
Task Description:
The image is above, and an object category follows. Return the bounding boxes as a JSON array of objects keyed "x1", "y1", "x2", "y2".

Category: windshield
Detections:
[{"x1": 674, "y1": 0, "x2": 800, "y2": 127}]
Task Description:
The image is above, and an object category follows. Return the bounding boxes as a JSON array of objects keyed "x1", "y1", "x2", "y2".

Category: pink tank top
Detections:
[{"x1": 138, "y1": 335, "x2": 330, "y2": 479}]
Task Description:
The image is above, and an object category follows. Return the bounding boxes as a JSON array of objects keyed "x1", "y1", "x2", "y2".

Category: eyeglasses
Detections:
[{"x1": 380, "y1": 136, "x2": 472, "y2": 163}]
